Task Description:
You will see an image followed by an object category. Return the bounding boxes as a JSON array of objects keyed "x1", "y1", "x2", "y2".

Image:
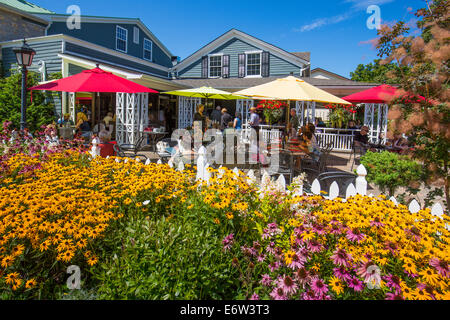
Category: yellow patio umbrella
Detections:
[
  {"x1": 233, "y1": 76, "x2": 351, "y2": 104},
  {"x1": 162, "y1": 86, "x2": 248, "y2": 100},
  {"x1": 233, "y1": 76, "x2": 351, "y2": 130}
]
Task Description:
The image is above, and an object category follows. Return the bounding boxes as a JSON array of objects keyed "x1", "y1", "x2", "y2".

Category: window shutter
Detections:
[
  {"x1": 202, "y1": 56, "x2": 208, "y2": 78},
  {"x1": 238, "y1": 53, "x2": 246, "y2": 78},
  {"x1": 262, "y1": 51, "x2": 270, "y2": 77},
  {"x1": 222, "y1": 55, "x2": 230, "y2": 78}
]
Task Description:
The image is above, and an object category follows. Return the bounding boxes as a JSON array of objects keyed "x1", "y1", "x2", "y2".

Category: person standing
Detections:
[
  {"x1": 193, "y1": 104, "x2": 207, "y2": 132},
  {"x1": 249, "y1": 107, "x2": 260, "y2": 130},
  {"x1": 288, "y1": 108, "x2": 300, "y2": 138},
  {"x1": 233, "y1": 113, "x2": 242, "y2": 131},
  {"x1": 220, "y1": 108, "x2": 233, "y2": 131},
  {"x1": 210, "y1": 106, "x2": 222, "y2": 125}
]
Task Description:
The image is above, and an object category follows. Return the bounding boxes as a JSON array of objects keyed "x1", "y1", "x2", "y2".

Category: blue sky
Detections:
[{"x1": 34, "y1": 0, "x2": 424, "y2": 77}]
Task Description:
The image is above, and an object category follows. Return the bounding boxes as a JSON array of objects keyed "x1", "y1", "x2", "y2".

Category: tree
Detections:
[
  {"x1": 0, "y1": 71, "x2": 61, "y2": 132},
  {"x1": 350, "y1": 59, "x2": 408, "y2": 84},
  {"x1": 375, "y1": 0, "x2": 449, "y2": 209}
]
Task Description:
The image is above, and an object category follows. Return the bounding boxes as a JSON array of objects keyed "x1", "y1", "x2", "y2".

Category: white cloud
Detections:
[
  {"x1": 294, "y1": 13, "x2": 351, "y2": 32},
  {"x1": 343, "y1": 0, "x2": 395, "y2": 10}
]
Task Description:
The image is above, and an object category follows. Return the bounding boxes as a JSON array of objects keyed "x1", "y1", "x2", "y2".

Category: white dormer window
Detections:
[
  {"x1": 246, "y1": 51, "x2": 262, "y2": 77},
  {"x1": 133, "y1": 27, "x2": 140, "y2": 44},
  {"x1": 116, "y1": 26, "x2": 128, "y2": 53},
  {"x1": 143, "y1": 38, "x2": 153, "y2": 61},
  {"x1": 208, "y1": 54, "x2": 222, "y2": 78}
]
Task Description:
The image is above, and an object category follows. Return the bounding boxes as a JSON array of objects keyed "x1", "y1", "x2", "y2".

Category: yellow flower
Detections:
[
  {"x1": 329, "y1": 276, "x2": 344, "y2": 295},
  {"x1": 419, "y1": 268, "x2": 440, "y2": 286},
  {"x1": 1, "y1": 255, "x2": 14, "y2": 268},
  {"x1": 25, "y1": 279, "x2": 37, "y2": 289}
]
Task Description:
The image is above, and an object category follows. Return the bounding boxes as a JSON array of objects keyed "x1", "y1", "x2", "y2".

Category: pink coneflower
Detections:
[
  {"x1": 287, "y1": 252, "x2": 306, "y2": 270},
  {"x1": 269, "y1": 261, "x2": 281, "y2": 272},
  {"x1": 310, "y1": 277, "x2": 328, "y2": 296},
  {"x1": 307, "y1": 239, "x2": 323, "y2": 253},
  {"x1": 257, "y1": 253, "x2": 266, "y2": 262},
  {"x1": 357, "y1": 261, "x2": 379, "y2": 283},
  {"x1": 347, "y1": 277, "x2": 364, "y2": 292},
  {"x1": 312, "y1": 224, "x2": 326, "y2": 235},
  {"x1": 260, "y1": 274, "x2": 272, "y2": 287},
  {"x1": 276, "y1": 275, "x2": 298, "y2": 296},
  {"x1": 331, "y1": 248, "x2": 352, "y2": 267},
  {"x1": 429, "y1": 258, "x2": 449, "y2": 278},
  {"x1": 370, "y1": 217, "x2": 384, "y2": 228},
  {"x1": 295, "y1": 267, "x2": 310, "y2": 287},
  {"x1": 269, "y1": 287, "x2": 287, "y2": 300},
  {"x1": 329, "y1": 222, "x2": 343, "y2": 235},
  {"x1": 346, "y1": 228, "x2": 365, "y2": 243},
  {"x1": 266, "y1": 242, "x2": 276, "y2": 255},
  {"x1": 384, "y1": 274, "x2": 401, "y2": 291},
  {"x1": 385, "y1": 292, "x2": 404, "y2": 300},
  {"x1": 385, "y1": 241, "x2": 398, "y2": 255},
  {"x1": 333, "y1": 267, "x2": 351, "y2": 281},
  {"x1": 222, "y1": 233, "x2": 234, "y2": 252},
  {"x1": 250, "y1": 293, "x2": 260, "y2": 300},
  {"x1": 302, "y1": 290, "x2": 320, "y2": 300}
]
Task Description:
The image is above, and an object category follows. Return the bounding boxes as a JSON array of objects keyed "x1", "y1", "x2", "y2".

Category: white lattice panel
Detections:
[{"x1": 178, "y1": 97, "x2": 201, "y2": 129}]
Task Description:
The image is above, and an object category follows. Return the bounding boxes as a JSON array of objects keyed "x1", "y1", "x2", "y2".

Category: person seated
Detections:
[
  {"x1": 391, "y1": 133, "x2": 411, "y2": 154},
  {"x1": 76, "y1": 110, "x2": 92, "y2": 140},
  {"x1": 224, "y1": 121, "x2": 235, "y2": 135},
  {"x1": 103, "y1": 112, "x2": 115, "y2": 126},
  {"x1": 348, "y1": 120, "x2": 357, "y2": 130},
  {"x1": 353, "y1": 126, "x2": 376, "y2": 153},
  {"x1": 58, "y1": 113, "x2": 74, "y2": 127}
]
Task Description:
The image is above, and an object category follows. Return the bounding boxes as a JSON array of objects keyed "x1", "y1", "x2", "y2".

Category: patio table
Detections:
[{"x1": 142, "y1": 131, "x2": 168, "y2": 152}]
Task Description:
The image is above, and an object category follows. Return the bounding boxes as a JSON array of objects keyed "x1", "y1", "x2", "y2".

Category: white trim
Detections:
[
  {"x1": 1, "y1": 34, "x2": 170, "y2": 72},
  {"x1": 143, "y1": 38, "x2": 153, "y2": 62},
  {"x1": 245, "y1": 51, "x2": 262, "y2": 78},
  {"x1": 208, "y1": 53, "x2": 223, "y2": 79},
  {"x1": 116, "y1": 25, "x2": 128, "y2": 53},
  {"x1": 41, "y1": 14, "x2": 174, "y2": 58},
  {"x1": 57, "y1": 53, "x2": 188, "y2": 90},
  {"x1": 61, "y1": 51, "x2": 167, "y2": 79},
  {"x1": 174, "y1": 29, "x2": 308, "y2": 72}
]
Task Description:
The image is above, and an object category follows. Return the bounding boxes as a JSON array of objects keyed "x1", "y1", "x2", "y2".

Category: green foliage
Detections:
[
  {"x1": 361, "y1": 151, "x2": 422, "y2": 196},
  {"x1": 0, "y1": 71, "x2": 61, "y2": 132},
  {"x1": 350, "y1": 59, "x2": 408, "y2": 84},
  {"x1": 91, "y1": 210, "x2": 243, "y2": 300}
]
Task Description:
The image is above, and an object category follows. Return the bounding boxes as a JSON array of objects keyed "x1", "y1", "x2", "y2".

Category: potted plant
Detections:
[
  {"x1": 325, "y1": 104, "x2": 357, "y2": 129},
  {"x1": 256, "y1": 100, "x2": 288, "y2": 125}
]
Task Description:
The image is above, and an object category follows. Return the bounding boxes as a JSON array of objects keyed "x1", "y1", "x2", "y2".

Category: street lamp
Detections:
[{"x1": 13, "y1": 39, "x2": 36, "y2": 131}]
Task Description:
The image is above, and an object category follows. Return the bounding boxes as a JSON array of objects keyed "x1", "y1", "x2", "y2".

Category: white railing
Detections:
[{"x1": 316, "y1": 128, "x2": 358, "y2": 151}]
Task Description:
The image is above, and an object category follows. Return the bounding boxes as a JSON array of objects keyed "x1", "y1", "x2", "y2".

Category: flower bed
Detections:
[{"x1": 0, "y1": 130, "x2": 448, "y2": 299}]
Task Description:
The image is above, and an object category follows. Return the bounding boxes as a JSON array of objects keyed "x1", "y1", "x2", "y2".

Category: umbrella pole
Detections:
[{"x1": 286, "y1": 100, "x2": 290, "y2": 143}]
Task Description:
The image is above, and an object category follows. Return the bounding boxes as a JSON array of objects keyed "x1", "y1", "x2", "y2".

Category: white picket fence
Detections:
[{"x1": 106, "y1": 146, "x2": 446, "y2": 219}]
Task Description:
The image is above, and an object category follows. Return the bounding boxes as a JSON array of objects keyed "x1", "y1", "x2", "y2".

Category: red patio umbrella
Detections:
[
  {"x1": 342, "y1": 84, "x2": 425, "y2": 104},
  {"x1": 29, "y1": 65, "x2": 158, "y2": 94}
]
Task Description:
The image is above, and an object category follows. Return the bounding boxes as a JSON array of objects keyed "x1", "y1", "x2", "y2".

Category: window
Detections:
[
  {"x1": 208, "y1": 55, "x2": 222, "y2": 78},
  {"x1": 116, "y1": 26, "x2": 128, "y2": 53},
  {"x1": 246, "y1": 52, "x2": 261, "y2": 77},
  {"x1": 133, "y1": 27, "x2": 140, "y2": 44},
  {"x1": 143, "y1": 38, "x2": 153, "y2": 61}
]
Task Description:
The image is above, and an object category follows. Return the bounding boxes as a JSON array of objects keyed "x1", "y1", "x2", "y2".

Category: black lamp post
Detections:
[{"x1": 13, "y1": 39, "x2": 36, "y2": 131}]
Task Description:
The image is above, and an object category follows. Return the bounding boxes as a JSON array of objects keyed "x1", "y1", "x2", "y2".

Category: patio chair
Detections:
[
  {"x1": 113, "y1": 144, "x2": 148, "y2": 162},
  {"x1": 349, "y1": 143, "x2": 366, "y2": 171},
  {"x1": 303, "y1": 171, "x2": 356, "y2": 198},
  {"x1": 119, "y1": 134, "x2": 146, "y2": 156},
  {"x1": 301, "y1": 142, "x2": 333, "y2": 177},
  {"x1": 267, "y1": 149, "x2": 294, "y2": 184}
]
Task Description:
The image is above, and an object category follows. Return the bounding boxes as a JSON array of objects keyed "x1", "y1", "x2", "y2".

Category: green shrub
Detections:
[
  {"x1": 360, "y1": 151, "x2": 422, "y2": 196},
  {"x1": 90, "y1": 210, "x2": 243, "y2": 300},
  {"x1": 0, "y1": 71, "x2": 61, "y2": 132}
]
